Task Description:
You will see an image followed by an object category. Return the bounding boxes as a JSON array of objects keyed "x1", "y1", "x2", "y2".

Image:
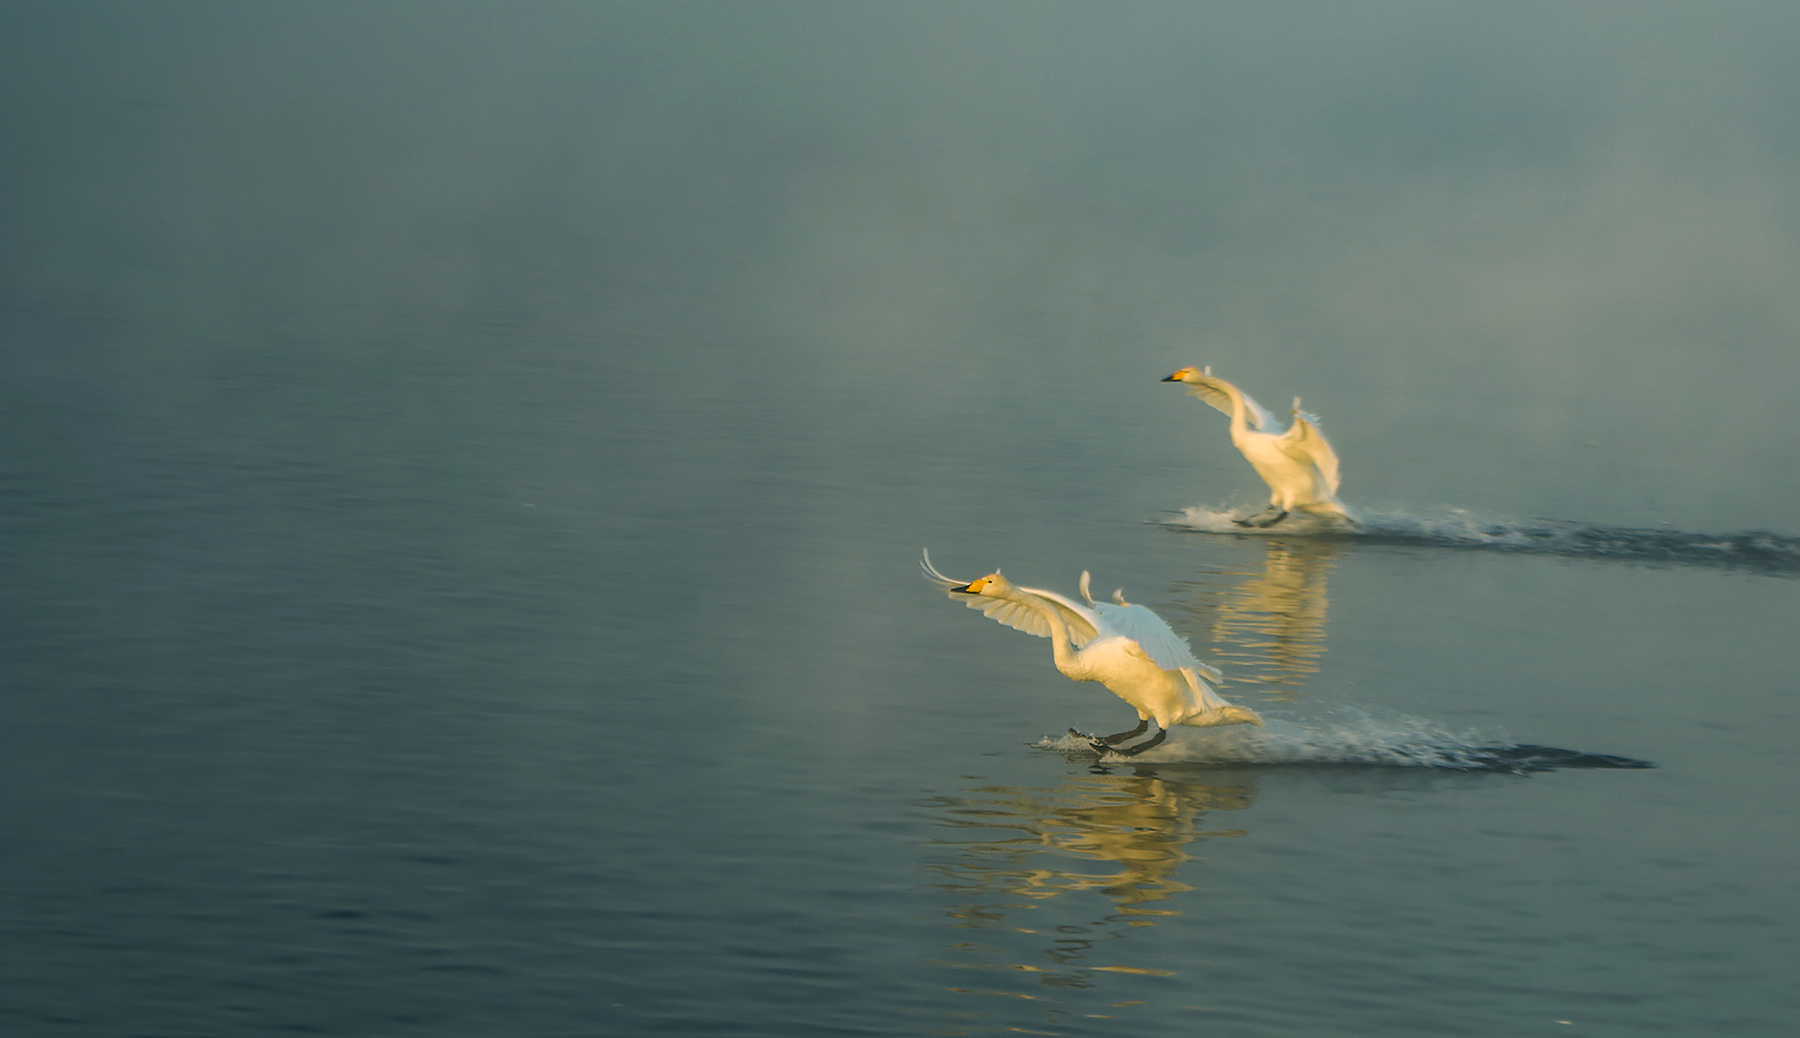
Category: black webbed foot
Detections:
[
  {"x1": 1233, "y1": 507, "x2": 1289, "y2": 528},
  {"x1": 1069, "y1": 728, "x2": 1112, "y2": 753}
]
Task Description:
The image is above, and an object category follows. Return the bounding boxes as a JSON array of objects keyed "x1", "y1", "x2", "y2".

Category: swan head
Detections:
[
  {"x1": 1162, "y1": 366, "x2": 1210, "y2": 384},
  {"x1": 952, "y1": 571, "x2": 1015, "y2": 598}
]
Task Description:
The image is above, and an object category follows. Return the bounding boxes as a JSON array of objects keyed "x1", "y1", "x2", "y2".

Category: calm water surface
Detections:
[{"x1": 4, "y1": 4, "x2": 1799, "y2": 1036}]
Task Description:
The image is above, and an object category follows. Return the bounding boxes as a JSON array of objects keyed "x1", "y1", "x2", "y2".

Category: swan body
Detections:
[
  {"x1": 922, "y1": 550, "x2": 1262, "y2": 754},
  {"x1": 1163, "y1": 366, "x2": 1348, "y2": 527}
]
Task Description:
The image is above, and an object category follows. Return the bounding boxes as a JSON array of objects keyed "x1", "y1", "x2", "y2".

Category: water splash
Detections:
[
  {"x1": 1164, "y1": 504, "x2": 1800, "y2": 576},
  {"x1": 1038, "y1": 713, "x2": 1652, "y2": 774}
]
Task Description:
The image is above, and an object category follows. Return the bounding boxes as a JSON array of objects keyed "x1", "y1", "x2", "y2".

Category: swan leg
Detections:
[
  {"x1": 1096, "y1": 718, "x2": 1150, "y2": 745},
  {"x1": 1100, "y1": 726, "x2": 1168, "y2": 757}
]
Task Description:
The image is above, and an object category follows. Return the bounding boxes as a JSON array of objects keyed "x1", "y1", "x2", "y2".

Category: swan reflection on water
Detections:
[
  {"x1": 1172, "y1": 538, "x2": 1340, "y2": 705},
  {"x1": 916, "y1": 768, "x2": 1254, "y2": 1003}
]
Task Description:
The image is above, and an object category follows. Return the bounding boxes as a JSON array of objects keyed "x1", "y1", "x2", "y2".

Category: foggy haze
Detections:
[{"x1": 5, "y1": 1, "x2": 1799, "y2": 529}]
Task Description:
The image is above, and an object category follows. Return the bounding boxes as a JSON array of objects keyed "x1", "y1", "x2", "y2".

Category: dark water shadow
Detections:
[
  {"x1": 1446, "y1": 743, "x2": 1655, "y2": 773},
  {"x1": 1162, "y1": 505, "x2": 1800, "y2": 577},
  {"x1": 1036, "y1": 727, "x2": 1654, "y2": 775}
]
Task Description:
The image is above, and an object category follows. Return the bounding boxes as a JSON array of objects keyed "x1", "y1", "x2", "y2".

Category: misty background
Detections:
[{"x1": 6, "y1": 1, "x2": 1799, "y2": 534}]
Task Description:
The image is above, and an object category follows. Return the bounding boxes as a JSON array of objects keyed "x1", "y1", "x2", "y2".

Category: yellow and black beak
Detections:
[
  {"x1": 1160, "y1": 372, "x2": 1182, "y2": 382},
  {"x1": 953, "y1": 577, "x2": 989, "y2": 594}
]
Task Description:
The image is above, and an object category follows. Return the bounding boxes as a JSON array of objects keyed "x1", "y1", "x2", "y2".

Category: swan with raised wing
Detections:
[
  {"x1": 1162, "y1": 366, "x2": 1349, "y2": 527},
  {"x1": 922, "y1": 550, "x2": 1262, "y2": 755}
]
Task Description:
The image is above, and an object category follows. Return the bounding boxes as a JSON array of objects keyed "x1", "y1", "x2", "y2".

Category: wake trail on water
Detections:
[
  {"x1": 1165, "y1": 504, "x2": 1800, "y2": 576},
  {"x1": 1036, "y1": 712, "x2": 1653, "y2": 774}
]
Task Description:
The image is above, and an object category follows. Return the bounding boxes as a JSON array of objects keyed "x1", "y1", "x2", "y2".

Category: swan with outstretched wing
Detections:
[
  {"x1": 924, "y1": 550, "x2": 1262, "y2": 755},
  {"x1": 1163, "y1": 366, "x2": 1349, "y2": 527}
]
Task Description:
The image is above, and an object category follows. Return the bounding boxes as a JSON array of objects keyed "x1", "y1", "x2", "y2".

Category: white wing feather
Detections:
[
  {"x1": 1019, "y1": 587, "x2": 1103, "y2": 646},
  {"x1": 921, "y1": 550, "x2": 1100, "y2": 646},
  {"x1": 919, "y1": 548, "x2": 967, "y2": 594},
  {"x1": 1093, "y1": 601, "x2": 1223, "y2": 681},
  {"x1": 1183, "y1": 373, "x2": 1276, "y2": 431},
  {"x1": 1277, "y1": 411, "x2": 1342, "y2": 498}
]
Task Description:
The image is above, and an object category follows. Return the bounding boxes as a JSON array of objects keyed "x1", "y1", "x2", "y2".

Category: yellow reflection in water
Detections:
[
  {"x1": 918, "y1": 767, "x2": 1255, "y2": 1013},
  {"x1": 1172, "y1": 537, "x2": 1339, "y2": 702}
]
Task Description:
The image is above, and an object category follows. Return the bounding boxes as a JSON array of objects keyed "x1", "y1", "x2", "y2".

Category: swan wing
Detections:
[
  {"x1": 921, "y1": 551, "x2": 1100, "y2": 645},
  {"x1": 1181, "y1": 373, "x2": 1275, "y2": 431},
  {"x1": 1017, "y1": 587, "x2": 1102, "y2": 646},
  {"x1": 1277, "y1": 412, "x2": 1342, "y2": 497},
  {"x1": 1093, "y1": 601, "x2": 1221, "y2": 679},
  {"x1": 919, "y1": 548, "x2": 968, "y2": 593},
  {"x1": 1240, "y1": 392, "x2": 1278, "y2": 433}
]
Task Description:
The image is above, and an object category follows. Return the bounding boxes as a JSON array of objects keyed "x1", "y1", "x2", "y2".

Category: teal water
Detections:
[{"x1": 4, "y1": 4, "x2": 1799, "y2": 1036}]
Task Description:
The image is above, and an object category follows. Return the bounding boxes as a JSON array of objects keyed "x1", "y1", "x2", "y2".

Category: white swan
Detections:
[
  {"x1": 922, "y1": 550, "x2": 1263, "y2": 755},
  {"x1": 1162, "y1": 366, "x2": 1349, "y2": 527}
]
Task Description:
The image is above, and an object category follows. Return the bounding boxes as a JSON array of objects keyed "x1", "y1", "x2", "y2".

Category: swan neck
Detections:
[
  {"x1": 1223, "y1": 383, "x2": 1250, "y2": 437},
  {"x1": 1011, "y1": 589, "x2": 1080, "y2": 673}
]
